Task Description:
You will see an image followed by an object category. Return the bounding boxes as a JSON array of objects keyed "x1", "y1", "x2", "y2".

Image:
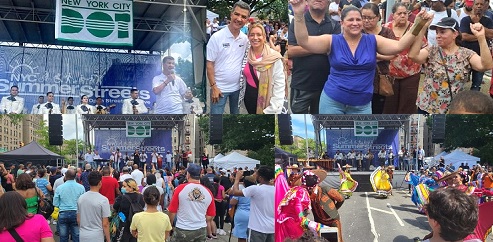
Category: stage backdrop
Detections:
[
  {"x1": 326, "y1": 129, "x2": 399, "y2": 167},
  {"x1": 0, "y1": 45, "x2": 194, "y2": 114},
  {"x1": 94, "y1": 129, "x2": 172, "y2": 160}
]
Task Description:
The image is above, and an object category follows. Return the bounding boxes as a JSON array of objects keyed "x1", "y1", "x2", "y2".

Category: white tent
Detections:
[
  {"x1": 213, "y1": 153, "x2": 224, "y2": 161},
  {"x1": 433, "y1": 151, "x2": 449, "y2": 161},
  {"x1": 443, "y1": 149, "x2": 480, "y2": 167},
  {"x1": 213, "y1": 151, "x2": 260, "y2": 170},
  {"x1": 207, "y1": 10, "x2": 219, "y2": 21}
]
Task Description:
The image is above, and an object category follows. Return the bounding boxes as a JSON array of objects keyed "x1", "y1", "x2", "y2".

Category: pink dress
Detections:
[{"x1": 0, "y1": 214, "x2": 53, "y2": 241}]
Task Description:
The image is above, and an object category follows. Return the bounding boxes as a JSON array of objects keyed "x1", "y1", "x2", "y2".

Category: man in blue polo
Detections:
[{"x1": 54, "y1": 169, "x2": 85, "y2": 242}]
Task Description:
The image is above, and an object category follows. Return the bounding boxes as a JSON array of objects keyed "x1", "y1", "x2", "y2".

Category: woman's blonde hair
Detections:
[
  {"x1": 124, "y1": 178, "x2": 140, "y2": 193},
  {"x1": 248, "y1": 23, "x2": 266, "y2": 37}
]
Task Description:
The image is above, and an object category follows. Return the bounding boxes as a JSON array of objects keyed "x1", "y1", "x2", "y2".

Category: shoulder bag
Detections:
[
  {"x1": 8, "y1": 228, "x2": 24, "y2": 242},
  {"x1": 377, "y1": 64, "x2": 395, "y2": 96},
  {"x1": 438, "y1": 48, "x2": 454, "y2": 102},
  {"x1": 34, "y1": 188, "x2": 54, "y2": 219}
]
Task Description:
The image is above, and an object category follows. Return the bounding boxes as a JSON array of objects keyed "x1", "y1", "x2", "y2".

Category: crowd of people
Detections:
[
  {"x1": 0, "y1": 161, "x2": 275, "y2": 242},
  {"x1": 275, "y1": 159, "x2": 493, "y2": 242},
  {"x1": 287, "y1": 0, "x2": 493, "y2": 114}
]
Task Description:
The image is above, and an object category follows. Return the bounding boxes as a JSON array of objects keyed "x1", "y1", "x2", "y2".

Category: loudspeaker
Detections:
[
  {"x1": 209, "y1": 115, "x2": 223, "y2": 144},
  {"x1": 432, "y1": 115, "x2": 446, "y2": 143},
  {"x1": 49, "y1": 114, "x2": 63, "y2": 145},
  {"x1": 278, "y1": 114, "x2": 293, "y2": 145}
]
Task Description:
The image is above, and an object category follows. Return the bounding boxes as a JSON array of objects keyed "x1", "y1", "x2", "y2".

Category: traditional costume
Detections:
[
  {"x1": 338, "y1": 164, "x2": 358, "y2": 198},
  {"x1": 275, "y1": 165, "x2": 323, "y2": 242},
  {"x1": 370, "y1": 166, "x2": 392, "y2": 197}
]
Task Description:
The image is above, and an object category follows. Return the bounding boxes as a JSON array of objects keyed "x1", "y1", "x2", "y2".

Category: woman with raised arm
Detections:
[
  {"x1": 290, "y1": 0, "x2": 433, "y2": 114},
  {"x1": 408, "y1": 17, "x2": 493, "y2": 114}
]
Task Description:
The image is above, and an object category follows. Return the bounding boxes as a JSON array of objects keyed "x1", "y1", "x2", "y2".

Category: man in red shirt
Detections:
[
  {"x1": 98, "y1": 166, "x2": 120, "y2": 206},
  {"x1": 168, "y1": 163, "x2": 215, "y2": 241}
]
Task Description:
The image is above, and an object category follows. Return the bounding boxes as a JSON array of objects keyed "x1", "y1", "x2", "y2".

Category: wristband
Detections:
[
  {"x1": 411, "y1": 18, "x2": 426, "y2": 36},
  {"x1": 210, "y1": 83, "x2": 216, "y2": 87}
]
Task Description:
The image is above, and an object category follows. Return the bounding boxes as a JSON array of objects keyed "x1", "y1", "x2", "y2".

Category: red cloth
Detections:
[
  {"x1": 464, "y1": 201, "x2": 493, "y2": 241},
  {"x1": 99, "y1": 176, "x2": 119, "y2": 205}
]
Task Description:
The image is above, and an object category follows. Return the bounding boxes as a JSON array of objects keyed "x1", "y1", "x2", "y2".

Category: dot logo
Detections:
[
  {"x1": 55, "y1": 0, "x2": 133, "y2": 46},
  {"x1": 126, "y1": 121, "x2": 151, "y2": 137},
  {"x1": 354, "y1": 121, "x2": 379, "y2": 136}
]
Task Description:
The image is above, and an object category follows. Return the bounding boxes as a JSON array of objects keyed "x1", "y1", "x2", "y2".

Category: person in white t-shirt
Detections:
[
  {"x1": 427, "y1": 0, "x2": 460, "y2": 45},
  {"x1": 119, "y1": 167, "x2": 132, "y2": 182},
  {"x1": 152, "y1": 56, "x2": 193, "y2": 114},
  {"x1": 206, "y1": 1, "x2": 251, "y2": 114},
  {"x1": 131, "y1": 165, "x2": 144, "y2": 189},
  {"x1": 329, "y1": 0, "x2": 341, "y2": 22},
  {"x1": 230, "y1": 165, "x2": 274, "y2": 242}
]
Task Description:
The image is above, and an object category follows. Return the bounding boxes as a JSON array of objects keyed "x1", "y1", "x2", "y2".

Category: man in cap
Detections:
[
  {"x1": 168, "y1": 163, "x2": 215, "y2": 241},
  {"x1": 460, "y1": 0, "x2": 493, "y2": 91},
  {"x1": 119, "y1": 166, "x2": 132, "y2": 182},
  {"x1": 458, "y1": 0, "x2": 475, "y2": 22},
  {"x1": 81, "y1": 163, "x2": 92, "y2": 192},
  {"x1": 427, "y1": 0, "x2": 460, "y2": 46}
]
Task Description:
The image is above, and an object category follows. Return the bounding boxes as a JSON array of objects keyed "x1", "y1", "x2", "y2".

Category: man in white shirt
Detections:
[
  {"x1": 62, "y1": 96, "x2": 76, "y2": 114},
  {"x1": 334, "y1": 150, "x2": 343, "y2": 168},
  {"x1": 31, "y1": 95, "x2": 44, "y2": 114},
  {"x1": 131, "y1": 164, "x2": 144, "y2": 188},
  {"x1": 378, "y1": 148, "x2": 387, "y2": 167},
  {"x1": 119, "y1": 167, "x2": 132, "y2": 182},
  {"x1": 0, "y1": 85, "x2": 24, "y2": 114},
  {"x1": 165, "y1": 151, "x2": 173, "y2": 170},
  {"x1": 139, "y1": 152, "x2": 148, "y2": 169},
  {"x1": 231, "y1": 166, "x2": 274, "y2": 242},
  {"x1": 122, "y1": 89, "x2": 148, "y2": 114},
  {"x1": 206, "y1": 1, "x2": 250, "y2": 114},
  {"x1": 329, "y1": 0, "x2": 341, "y2": 22},
  {"x1": 427, "y1": 0, "x2": 460, "y2": 45},
  {"x1": 418, "y1": 146, "x2": 425, "y2": 169},
  {"x1": 84, "y1": 150, "x2": 95, "y2": 169},
  {"x1": 398, "y1": 147, "x2": 405, "y2": 170},
  {"x1": 39, "y1": 92, "x2": 61, "y2": 114},
  {"x1": 93, "y1": 150, "x2": 103, "y2": 166},
  {"x1": 152, "y1": 56, "x2": 193, "y2": 114},
  {"x1": 110, "y1": 148, "x2": 122, "y2": 171}
]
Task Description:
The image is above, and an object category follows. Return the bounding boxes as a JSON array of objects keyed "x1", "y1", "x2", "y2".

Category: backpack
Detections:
[{"x1": 123, "y1": 194, "x2": 144, "y2": 224}]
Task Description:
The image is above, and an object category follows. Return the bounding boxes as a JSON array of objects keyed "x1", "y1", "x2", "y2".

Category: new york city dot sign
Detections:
[{"x1": 55, "y1": 0, "x2": 133, "y2": 46}]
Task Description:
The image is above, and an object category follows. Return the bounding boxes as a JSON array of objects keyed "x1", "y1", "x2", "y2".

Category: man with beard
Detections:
[
  {"x1": 458, "y1": 0, "x2": 475, "y2": 22},
  {"x1": 288, "y1": 0, "x2": 341, "y2": 114},
  {"x1": 460, "y1": 0, "x2": 493, "y2": 91}
]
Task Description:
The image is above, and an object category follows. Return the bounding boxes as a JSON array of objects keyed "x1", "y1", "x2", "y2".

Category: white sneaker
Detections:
[
  {"x1": 218, "y1": 229, "x2": 227, "y2": 235},
  {"x1": 52, "y1": 220, "x2": 57, "y2": 225}
]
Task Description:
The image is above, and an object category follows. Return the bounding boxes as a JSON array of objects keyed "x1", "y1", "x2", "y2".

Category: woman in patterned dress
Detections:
[{"x1": 409, "y1": 17, "x2": 493, "y2": 114}]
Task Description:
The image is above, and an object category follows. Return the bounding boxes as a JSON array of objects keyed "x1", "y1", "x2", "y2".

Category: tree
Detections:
[
  {"x1": 443, "y1": 115, "x2": 493, "y2": 165},
  {"x1": 35, "y1": 119, "x2": 60, "y2": 154},
  {"x1": 207, "y1": 0, "x2": 282, "y2": 20},
  {"x1": 198, "y1": 115, "x2": 275, "y2": 166}
]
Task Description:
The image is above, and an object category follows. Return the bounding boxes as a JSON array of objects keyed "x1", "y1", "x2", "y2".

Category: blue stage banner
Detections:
[
  {"x1": 94, "y1": 129, "x2": 172, "y2": 159},
  {"x1": 0, "y1": 45, "x2": 165, "y2": 114},
  {"x1": 326, "y1": 129, "x2": 399, "y2": 167}
]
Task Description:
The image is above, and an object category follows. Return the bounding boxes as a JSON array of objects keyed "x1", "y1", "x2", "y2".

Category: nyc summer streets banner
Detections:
[{"x1": 55, "y1": 0, "x2": 133, "y2": 46}]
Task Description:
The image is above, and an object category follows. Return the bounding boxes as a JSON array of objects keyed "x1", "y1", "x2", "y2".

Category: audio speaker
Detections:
[
  {"x1": 209, "y1": 115, "x2": 223, "y2": 144},
  {"x1": 278, "y1": 114, "x2": 293, "y2": 145},
  {"x1": 49, "y1": 114, "x2": 63, "y2": 145},
  {"x1": 432, "y1": 115, "x2": 446, "y2": 143}
]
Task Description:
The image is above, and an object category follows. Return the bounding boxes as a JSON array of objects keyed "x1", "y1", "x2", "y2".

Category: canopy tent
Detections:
[
  {"x1": 275, "y1": 147, "x2": 298, "y2": 167},
  {"x1": 443, "y1": 150, "x2": 480, "y2": 167},
  {"x1": 207, "y1": 10, "x2": 219, "y2": 21},
  {"x1": 213, "y1": 151, "x2": 260, "y2": 170},
  {"x1": 0, "y1": 141, "x2": 63, "y2": 166},
  {"x1": 433, "y1": 151, "x2": 449, "y2": 161},
  {"x1": 212, "y1": 153, "x2": 224, "y2": 161}
]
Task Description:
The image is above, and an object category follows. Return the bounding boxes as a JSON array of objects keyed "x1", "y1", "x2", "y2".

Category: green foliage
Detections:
[
  {"x1": 248, "y1": 145, "x2": 274, "y2": 167},
  {"x1": 35, "y1": 119, "x2": 60, "y2": 154},
  {"x1": 6, "y1": 114, "x2": 25, "y2": 125},
  {"x1": 197, "y1": 115, "x2": 275, "y2": 165},
  {"x1": 207, "y1": 0, "x2": 282, "y2": 20},
  {"x1": 444, "y1": 115, "x2": 493, "y2": 165},
  {"x1": 256, "y1": 0, "x2": 289, "y2": 22},
  {"x1": 278, "y1": 138, "x2": 325, "y2": 159}
]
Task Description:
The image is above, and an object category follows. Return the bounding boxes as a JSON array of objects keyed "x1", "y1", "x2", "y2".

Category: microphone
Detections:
[{"x1": 170, "y1": 69, "x2": 175, "y2": 86}]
